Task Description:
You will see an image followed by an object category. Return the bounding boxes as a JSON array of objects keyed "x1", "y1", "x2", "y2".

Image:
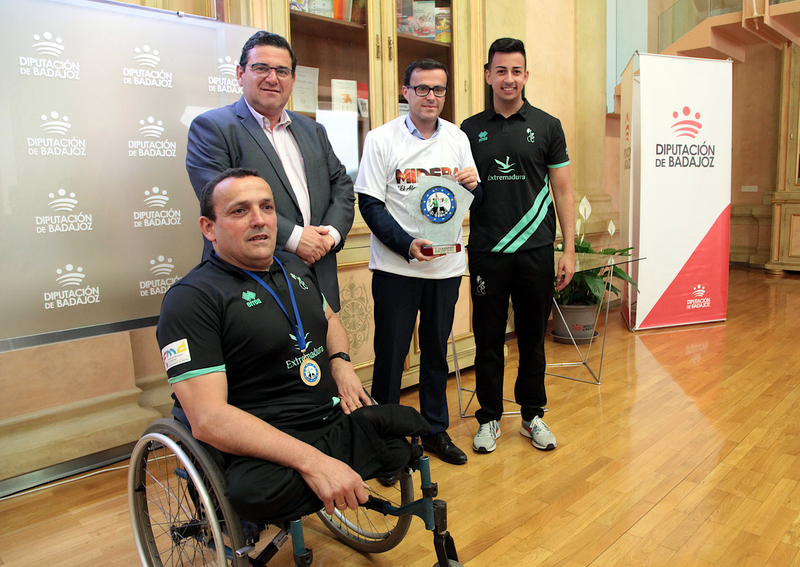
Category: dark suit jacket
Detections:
[{"x1": 186, "y1": 96, "x2": 355, "y2": 311}]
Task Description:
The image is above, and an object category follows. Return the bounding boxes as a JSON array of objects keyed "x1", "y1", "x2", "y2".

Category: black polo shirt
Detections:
[
  {"x1": 156, "y1": 251, "x2": 338, "y2": 429},
  {"x1": 461, "y1": 99, "x2": 569, "y2": 254}
]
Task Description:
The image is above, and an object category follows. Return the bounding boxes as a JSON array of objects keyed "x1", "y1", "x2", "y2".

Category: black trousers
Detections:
[
  {"x1": 370, "y1": 271, "x2": 461, "y2": 435},
  {"x1": 224, "y1": 407, "x2": 411, "y2": 525},
  {"x1": 468, "y1": 246, "x2": 554, "y2": 423}
]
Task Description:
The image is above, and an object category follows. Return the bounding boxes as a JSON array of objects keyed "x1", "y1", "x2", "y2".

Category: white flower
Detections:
[
  {"x1": 579, "y1": 196, "x2": 591, "y2": 221},
  {"x1": 607, "y1": 219, "x2": 616, "y2": 237}
]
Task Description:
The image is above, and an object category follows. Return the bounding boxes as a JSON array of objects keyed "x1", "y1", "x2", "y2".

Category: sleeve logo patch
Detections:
[{"x1": 161, "y1": 338, "x2": 191, "y2": 371}]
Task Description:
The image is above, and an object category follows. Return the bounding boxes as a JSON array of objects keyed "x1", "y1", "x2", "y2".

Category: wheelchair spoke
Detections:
[{"x1": 129, "y1": 420, "x2": 248, "y2": 566}]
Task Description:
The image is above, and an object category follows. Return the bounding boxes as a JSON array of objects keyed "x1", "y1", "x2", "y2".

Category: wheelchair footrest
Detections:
[{"x1": 251, "y1": 527, "x2": 290, "y2": 565}]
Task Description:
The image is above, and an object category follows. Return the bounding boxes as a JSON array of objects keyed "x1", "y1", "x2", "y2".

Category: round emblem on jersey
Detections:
[
  {"x1": 300, "y1": 358, "x2": 321, "y2": 386},
  {"x1": 420, "y1": 186, "x2": 456, "y2": 224}
]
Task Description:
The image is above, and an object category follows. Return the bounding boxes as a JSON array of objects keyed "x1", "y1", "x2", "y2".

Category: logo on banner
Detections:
[
  {"x1": 48, "y1": 189, "x2": 77, "y2": 211},
  {"x1": 40, "y1": 111, "x2": 71, "y2": 135},
  {"x1": 139, "y1": 117, "x2": 165, "y2": 138},
  {"x1": 123, "y1": 45, "x2": 173, "y2": 88},
  {"x1": 625, "y1": 113, "x2": 630, "y2": 142},
  {"x1": 36, "y1": 189, "x2": 93, "y2": 234},
  {"x1": 133, "y1": 187, "x2": 181, "y2": 227},
  {"x1": 27, "y1": 110, "x2": 86, "y2": 156},
  {"x1": 56, "y1": 264, "x2": 85, "y2": 286},
  {"x1": 143, "y1": 187, "x2": 169, "y2": 207},
  {"x1": 218, "y1": 56, "x2": 237, "y2": 76},
  {"x1": 208, "y1": 55, "x2": 243, "y2": 94},
  {"x1": 32, "y1": 32, "x2": 64, "y2": 56},
  {"x1": 623, "y1": 113, "x2": 632, "y2": 171},
  {"x1": 127, "y1": 116, "x2": 177, "y2": 158},
  {"x1": 139, "y1": 255, "x2": 181, "y2": 297},
  {"x1": 487, "y1": 157, "x2": 526, "y2": 182},
  {"x1": 654, "y1": 105, "x2": 715, "y2": 169},
  {"x1": 687, "y1": 284, "x2": 711, "y2": 310},
  {"x1": 19, "y1": 32, "x2": 80, "y2": 80},
  {"x1": 43, "y1": 264, "x2": 100, "y2": 310},
  {"x1": 671, "y1": 106, "x2": 702, "y2": 139},
  {"x1": 134, "y1": 45, "x2": 161, "y2": 67}
]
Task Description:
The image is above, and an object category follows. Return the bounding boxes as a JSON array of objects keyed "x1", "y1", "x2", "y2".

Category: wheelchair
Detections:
[{"x1": 128, "y1": 418, "x2": 463, "y2": 567}]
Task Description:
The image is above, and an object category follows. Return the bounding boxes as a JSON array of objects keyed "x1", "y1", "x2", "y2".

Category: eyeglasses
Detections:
[
  {"x1": 246, "y1": 63, "x2": 293, "y2": 79},
  {"x1": 406, "y1": 84, "x2": 447, "y2": 97}
]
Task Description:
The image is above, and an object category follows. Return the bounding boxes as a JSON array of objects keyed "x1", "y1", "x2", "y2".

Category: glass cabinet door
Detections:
[
  {"x1": 288, "y1": 1, "x2": 376, "y2": 181},
  {"x1": 392, "y1": 0, "x2": 454, "y2": 122}
]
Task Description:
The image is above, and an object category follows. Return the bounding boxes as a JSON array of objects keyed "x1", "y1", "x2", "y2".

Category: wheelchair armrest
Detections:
[{"x1": 408, "y1": 436, "x2": 424, "y2": 470}]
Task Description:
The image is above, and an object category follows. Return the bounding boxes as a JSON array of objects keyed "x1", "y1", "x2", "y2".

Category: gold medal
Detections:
[{"x1": 300, "y1": 356, "x2": 321, "y2": 386}]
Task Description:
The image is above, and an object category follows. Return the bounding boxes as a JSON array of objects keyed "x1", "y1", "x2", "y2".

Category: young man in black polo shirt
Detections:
[{"x1": 461, "y1": 38, "x2": 575, "y2": 454}]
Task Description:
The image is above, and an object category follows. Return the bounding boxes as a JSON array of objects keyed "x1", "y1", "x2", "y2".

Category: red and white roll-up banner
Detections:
[{"x1": 621, "y1": 53, "x2": 732, "y2": 330}]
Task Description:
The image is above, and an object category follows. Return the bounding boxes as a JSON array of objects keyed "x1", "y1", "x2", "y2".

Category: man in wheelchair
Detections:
[{"x1": 156, "y1": 168, "x2": 431, "y2": 525}]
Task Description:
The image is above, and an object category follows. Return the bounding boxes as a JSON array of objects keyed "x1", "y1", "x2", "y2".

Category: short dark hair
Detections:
[
  {"x1": 403, "y1": 58, "x2": 448, "y2": 86},
  {"x1": 239, "y1": 31, "x2": 297, "y2": 74},
  {"x1": 200, "y1": 168, "x2": 262, "y2": 220},
  {"x1": 487, "y1": 37, "x2": 526, "y2": 69}
]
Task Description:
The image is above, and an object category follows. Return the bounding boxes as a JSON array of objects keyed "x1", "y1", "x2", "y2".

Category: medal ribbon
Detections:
[{"x1": 243, "y1": 257, "x2": 307, "y2": 353}]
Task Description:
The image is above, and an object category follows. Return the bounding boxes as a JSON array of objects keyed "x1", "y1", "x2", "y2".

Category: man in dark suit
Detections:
[{"x1": 186, "y1": 31, "x2": 354, "y2": 311}]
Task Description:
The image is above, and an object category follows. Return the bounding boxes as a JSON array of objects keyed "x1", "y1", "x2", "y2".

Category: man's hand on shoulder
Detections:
[{"x1": 296, "y1": 225, "x2": 334, "y2": 264}]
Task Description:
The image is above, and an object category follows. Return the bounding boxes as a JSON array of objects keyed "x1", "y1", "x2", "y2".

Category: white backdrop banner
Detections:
[
  {"x1": 0, "y1": 0, "x2": 258, "y2": 350},
  {"x1": 621, "y1": 53, "x2": 732, "y2": 330}
]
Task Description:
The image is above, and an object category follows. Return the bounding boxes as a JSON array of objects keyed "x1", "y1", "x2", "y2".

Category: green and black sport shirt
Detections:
[{"x1": 461, "y1": 99, "x2": 569, "y2": 254}]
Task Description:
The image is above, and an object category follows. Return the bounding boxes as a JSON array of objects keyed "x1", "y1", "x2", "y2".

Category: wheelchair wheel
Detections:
[
  {"x1": 317, "y1": 469, "x2": 413, "y2": 553},
  {"x1": 128, "y1": 418, "x2": 248, "y2": 567}
]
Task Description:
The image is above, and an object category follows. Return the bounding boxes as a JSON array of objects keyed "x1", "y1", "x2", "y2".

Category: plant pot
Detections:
[{"x1": 551, "y1": 303, "x2": 598, "y2": 343}]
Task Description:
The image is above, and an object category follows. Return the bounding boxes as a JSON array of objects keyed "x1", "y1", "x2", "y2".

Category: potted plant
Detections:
[{"x1": 552, "y1": 197, "x2": 638, "y2": 343}]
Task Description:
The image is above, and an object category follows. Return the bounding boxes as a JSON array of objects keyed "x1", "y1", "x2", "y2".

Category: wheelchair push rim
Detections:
[
  {"x1": 128, "y1": 419, "x2": 247, "y2": 566},
  {"x1": 316, "y1": 470, "x2": 413, "y2": 553}
]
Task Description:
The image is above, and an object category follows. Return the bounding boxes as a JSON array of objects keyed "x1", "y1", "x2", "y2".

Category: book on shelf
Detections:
[
  {"x1": 412, "y1": 1, "x2": 435, "y2": 39},
  {"x1": 333, "y1": 0, "x2": 352, "y2": 21},
  {"x1": 331, "y1": 79, "x2": 358, "y2": 113},
  {"x1": 308, "y1": 0, "x2": 333, "y2": 18},
  {"x1": 357, "y1": 82, "x2": 369, "y2": 118},
  {"x1": 289, "y1": 0, "x2": 309, "y2": 12},
  {"x1": 434, "y1": 7, "x2": 451, "y2": 43}
]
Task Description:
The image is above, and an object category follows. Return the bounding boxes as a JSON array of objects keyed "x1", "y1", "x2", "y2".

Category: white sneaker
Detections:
[
  {"x1": 472, "y1": 420, "x2": 501, "y2": 453},
  {"x1": 520, "y1": 416, "x2": 556, "y2": 450}
]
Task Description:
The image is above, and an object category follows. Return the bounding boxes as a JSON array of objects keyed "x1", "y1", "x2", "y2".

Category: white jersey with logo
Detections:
[{"x1": 355, "y1": 116, "x2": 477, "y2": 279}]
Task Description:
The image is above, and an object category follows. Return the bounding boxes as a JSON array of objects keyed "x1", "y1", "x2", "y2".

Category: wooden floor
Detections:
[{"x1": 2, "y1": 266, "x2": 800, "y2": 567}]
